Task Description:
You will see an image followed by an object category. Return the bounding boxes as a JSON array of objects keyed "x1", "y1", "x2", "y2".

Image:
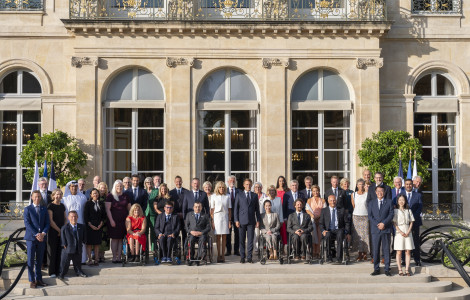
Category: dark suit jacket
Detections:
[
  {"x1": 366, "y1": 182, "x2": 392, "y2": 204},
  {"x1": 227, "y1": 187, "x2": 241, "y2": 220},
  {"x1": 391, "y1": 187, "x2": 406, "y2": 206},
  {"x1": 300, "y1": 189, "x2": 312, "y2": 199},
  {"x1": 234, "y1": 190, "x2": 261, "y2": 226},
  {"x1": 130, "y1": 186, "x2": 149, "y2": 213},
  {"x1": 155, "y1": 213, "x2": 180, "y2": 236},
  {"x1": 319, "y1": 206, "x2": 350, "y2": 233},
  {"x1": 287, "y1": 211, "x2": 313, "y2": 234},
  {"x1": 61, "y1": 223, "x2": 86, "y2": 254},
  {"x1": 83, "y1": 200, "x2": 106, "y2": 227},
  {"x1": 282, "y1": 191, "x2": 305, "y2": 219},
  {"x1": 407, "y1": 191, "x2": 423, "y2": 227},
  {"x1": 184, "y1": 212, "x2": 211, "y2": 235},
  {"x1": 31, "y1": 190, "x2": 52, "y2": 206},
  {"x1": 24, "y1": 204, "x2": 50, "y2": 241},
  {"x1": 324, "y1": 187, "x2": 346, "y2": 210},
  {"x1": 368, "y1": 198, "x2": 394, "y2": 234},
  {"x1": 170, "y1": 187, "x2": 189, "y2": 214},
  {"x1": 182, "y1": 190, "x2": 210, "y2": 218}
]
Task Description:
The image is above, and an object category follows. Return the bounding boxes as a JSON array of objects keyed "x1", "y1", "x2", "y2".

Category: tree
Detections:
[
  {"x1": 357, "y1": 130, "x2": 430, "y2": 186},
  {"x1": 20, "y1": 131, "x2": 88, "y2": 188}
]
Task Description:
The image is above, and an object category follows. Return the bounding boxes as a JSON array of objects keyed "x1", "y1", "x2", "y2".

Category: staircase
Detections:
[{"x1": 3, "y1": 256, "x2": 470, "y2": 300}]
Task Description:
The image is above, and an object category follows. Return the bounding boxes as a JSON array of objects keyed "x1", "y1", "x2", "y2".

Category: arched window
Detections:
[
  {"x1": 197, "y1": 68, "x2": 258, "y2": 188},
  {"x1": 0, "y1": 70, "x2": 42, "y2": 94},
  {"x1": 291, "y1": 69, "x2": 351, "y2": 191},
  {"x1": 413, "y1": 72, "x2": 455, "y2": 96},
  {"x1": 103, "y1": 68, "x2": 165, "y2": 183}
]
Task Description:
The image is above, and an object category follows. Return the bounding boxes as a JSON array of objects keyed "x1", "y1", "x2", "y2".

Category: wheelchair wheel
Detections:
[
  {"x1": 260, "y1": 258, "x2": 266, "y2": 265},
  {"x1": 279, "y1": 257, "x2": 284, "y2": 265}
]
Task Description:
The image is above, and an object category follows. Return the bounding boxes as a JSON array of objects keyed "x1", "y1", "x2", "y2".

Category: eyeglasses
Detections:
[{"x1": 164, "y1": 206, "x2": 173, "y2": 209}]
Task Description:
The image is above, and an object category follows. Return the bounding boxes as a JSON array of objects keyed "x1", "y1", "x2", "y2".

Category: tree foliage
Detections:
[
  {"x1": 19, "y1": 131, "x2": 88, "y2": 187},
  {"x1": 357, "y1": 130, "x2": 430, "y2": 186}
]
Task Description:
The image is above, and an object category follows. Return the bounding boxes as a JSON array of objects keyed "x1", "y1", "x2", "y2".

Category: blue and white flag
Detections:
[
  {"x1": 31, "y1": 159, "x2": 39, "y2": 195},
  {"x1": 43, "y1": 158, "x2": 48, "y2": 178},
  {"x1": 406, "y1": 159, "x2": 413, "y2": 180},
  {"x1": 412, "y1": 158, "x2": 418, "y2": 180},
  {"x1": 48, "y1": 160, "x2": 57, "y2": 191},
  {"x1": 398, "y1": 158, "x2": 404, "y2": 181}
]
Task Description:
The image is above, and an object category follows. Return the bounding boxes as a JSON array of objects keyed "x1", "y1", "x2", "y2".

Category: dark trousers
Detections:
[
  {"x1": 26, "y1": 240, "x2": 46, "y2": 282},
  {"x1": 226, "y1": 221, "x2": 239, "y2": 254},
  {"x1": 238, "y1": 224, "x2": 254, "y2": 259},
  {"x1": 47, "y1": 233, "x2": 62, "y2": 276},
  {"x1": 59, "y1": 249, "x2": 83, "y2": 277},
  {"x1": 372, "y1": 231, "x2": 391, "y2": 272},
  {"x1": 411, "y1": 226, "x2": 421, "y2": 263},
  {"x1": 159, "y1": 236, "x2": 175, "y2": 258},
  {"x1": 324, "y1": 229, "x2": 344, "y2": 260},
  {"x1": 188, "y1": 235, "x2": 207, "y2": 259},
  {"x1": 291, "y1": 233, "x2": 310, "y2": 257}
]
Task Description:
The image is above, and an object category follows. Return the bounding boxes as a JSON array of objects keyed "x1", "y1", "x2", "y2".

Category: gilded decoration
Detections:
[
  {"x1": 166, "y1": 57, "x2": 195, "y2": 68},
  {"x1": 412, "y1": 0, "x2": 461, "y2": 14},
  {"x1": 0, "y1": 0, "x2": 43, "y2": 10},
  {"x1": 356, "y1": 58, "x2": 383, "y2": 69},
  {"x1": 262, "y1": 58, "x2": 289, "y2": 68},
  {"x1": 71, "y1": 57, "x2": 99, "y2": 68}
]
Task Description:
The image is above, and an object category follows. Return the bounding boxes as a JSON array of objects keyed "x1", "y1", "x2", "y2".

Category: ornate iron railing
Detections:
[
  {"x1": 412, "y1": 0, "x2": 461, "y2": 14},
  {"x1": 0, "y1": 227, "x2": 27, "y2": 300},
  {"x1": 68, "y1": 0, "x2": 386, "y2": 20},
  {"x1": 0, "y1": 202, "x2": 28, "y2": 220},
  {"x1": 422, "y1": 203, "x2": 463, "y2": 220},
  {"x1": 0, "y1": 0, "x2": 43, "y2": 10}
]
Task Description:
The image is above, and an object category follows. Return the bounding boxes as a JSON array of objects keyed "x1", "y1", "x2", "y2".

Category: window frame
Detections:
[{"x1": 0, "y1": 69, "x2": 42, "y2": 98}]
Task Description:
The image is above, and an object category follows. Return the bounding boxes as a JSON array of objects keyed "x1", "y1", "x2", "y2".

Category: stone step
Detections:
[{"x1": 14, "y1": 281, "x2": 454, "y2": 297}]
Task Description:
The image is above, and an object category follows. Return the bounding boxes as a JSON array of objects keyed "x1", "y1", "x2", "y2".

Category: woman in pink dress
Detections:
[
  {"x1": 276, "y1": 176, "x2": 289, "y2": 245},
  {"x1": 305, "y1": 185, "x2": 326, "y2": 258}
]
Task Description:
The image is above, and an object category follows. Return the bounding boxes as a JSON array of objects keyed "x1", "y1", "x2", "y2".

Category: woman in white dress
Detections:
[
  {"x1": 394, "y1": 194, "x2": 415, "y2": 276},
  {"x1": 210, "y1": 181, "x2": 231, "y2": 263}
]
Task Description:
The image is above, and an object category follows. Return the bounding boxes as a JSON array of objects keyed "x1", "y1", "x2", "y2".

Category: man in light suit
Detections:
[
  {"x1": 391, "y1": 176, "x2": 406, "y2": 207},
  {"x1": 369, "y1": 186, "x2": 394, "y2": 276},
  {"x1": 58, "y1": 211, "x2": 87, "y2": 280},
  {"x1": 324, "y1": 175, "x2": 347, "y2": 211},
  {"x1": 287, "y1": 199, "x2": 313, "y2": 260},
  {"x1": 234, "y1": 178, "x2": 261, "y2": 263},
  {"x1": 366, "y1": 172, "x2": 392, "y2": 204},
  {"x1": 226, "y1": 175, "x2": 241, "y2": 256},
  {"x1": 283, "y1": 180, "x2": 305, "y2": 220},
  {"x1": 24, "y1": 191, "x2": 50, "y2": 288},
  {"x1": 185, "y1": 202, "x2": 211, "y2": 264},
  {"x1": 155, "y1": 201, "x2": 180, "y2": 262},
  {"x1": 319, "y1": 195, "x2": 350, "y2": 263},
  {"x1": 404, "y1": 178, "x2": 423, "y2": 266},
  {"x1": 182, "y1": 178, "x2": 210, "y2": 219}
]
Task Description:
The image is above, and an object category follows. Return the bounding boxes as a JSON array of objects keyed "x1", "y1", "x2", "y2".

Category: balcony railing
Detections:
[
  {"x1": 68, "y1": 0, "x2": 386, "y2": 21},
  {"x1": 412, "y1": 0, "x2": 462, "y2": 14},
  {"x1": 422, "y1": 203, "x2": 463, "y2": 220},
  {"x1": 0, "y1": 0, "x2": 43, "y2": 10}
]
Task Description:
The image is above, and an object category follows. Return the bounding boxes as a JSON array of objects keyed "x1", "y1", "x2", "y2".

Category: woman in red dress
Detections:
[
  {"x1": 276, "y1": 176, "x2": 289, "y2": 245},
  {"x1": 126, "y1": 203, "x2": 147, "y2": 262}
]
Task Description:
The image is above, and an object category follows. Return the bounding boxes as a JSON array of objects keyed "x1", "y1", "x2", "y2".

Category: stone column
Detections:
[
  {"x1": 404, "y1": 94, "x2": 415, "y2": 135},
  {"x1": 459, "y1": 95, "x2": 470, "y2": 219}
]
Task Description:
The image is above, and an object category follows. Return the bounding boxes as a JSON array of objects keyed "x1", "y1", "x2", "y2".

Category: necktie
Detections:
[
  {"x1": 194, "y1": 191, "x2": 198, "y2": 200},
  {"x1": 293, "y1": 192, "x2": 297, "y2": 201},
  {"x1": 133, "y1": 188, "x2": 137, "y2": 199},
  {"x1": 94, "y1": 201, "x2": 99, "y2": 212},
  {"x1": 334, "y1": 188, "x2": 337, "y2": 199},
  {"x1": 307, "y1": 190, "x2": 311, "y2": 198},
  {"x1": 196, "y1": 214, "x2": 199, "y2": 222},
  {"x1": 231, "y1": 189, "x2": 235, "y2": 201},
  {"x1": 407, "y1": 193, "x2": 411, "y2": 201},
  {"x1": 379, "y1": 200, "x2": 383, "y2": 210},
  {"x1": 177, "y1": 189, "x2": 181, "y2": 196},
  {"x1": 297, "y1": 213, "x2": 301, "y2": 224},
  {"x1": 330, "y1": 208, "x2": 336, "y2": 230},
  {"x1": 35, "y1": 205, "x2": 40, "y2": 215},
  {"x1": 245, "y1": 191, "x2": 249, "y2": 199},
  {"x1": 166, "y1": 215, "x2": 170, "y2": 222}
]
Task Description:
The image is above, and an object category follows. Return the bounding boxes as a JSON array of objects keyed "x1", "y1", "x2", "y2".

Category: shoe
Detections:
[
  {"x1": 370, "y1": 258, "x2": 374, "y2": 264},
  {"x1": 167, "y1": 257, "x2": 173, "y2": 263},
  {"x1": 370, "y1": 270, "x2": 380, "y2": 276},
  {"x1": 36, "y1": 280, "x2": 48, "y2": 287},
  {"x1": 196, "y1": 261, "x2": 200, "y2": 266},
  {"x1": 86, "y1": 259, "x2": 94, "y2": 266},
  {"x1": 234, "y1": 252, "x2": 240, "y2": 256},
  {"x1": 57, "y1": 276, "x2": 64, "y2": 281},
  {"x1": 294, "y1": 256, "x2": 300, "y2": 260},
  {"x1": 77, "y1": 272, "x2": 88, "y2": 278},
  {"x1": 415, "y1": 262, "x2": 422, "y2": 267},
  {"x1": 247, "y1": 258, "x2": 253, "y2": 263},
  {"x1": 301, "y1": 256, "x2": 306, "y2": 260},
  {"x1": 327, "y1": 258, "x2": 333, "y2": 263},
  {"x1": 30, "y1": 282, "x2": 37, "y2": 289},
  {"x1": 50, "y1": 274, "x2": 57, "y2": 278},
  {"x1": 240, "y1": 258, "x2": 245, "y2": 264},
  {"x1": 135, "y1": 256, "x2": 140, "y2": 263},
  {"x1": 381, "y1": 258, "x2": 385, "y2": 264},
  {"x1": 225, "y1": 252, "x2": 231, "y2": 256},
  {"x1": 112, "y1": 260, "x2": 117, "y2": 264},
  {"x1": 385, "y1": 271, "x2": 392, "y2": 277}
]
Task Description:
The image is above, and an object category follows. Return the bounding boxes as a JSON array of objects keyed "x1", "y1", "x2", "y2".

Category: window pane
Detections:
[
  {"x1": 292, "y1": 129, "x2": 318, "y2": 149},
  {"x1": 422, "y1": 172, "x2": 432, "y2": 191},
  {"x1": 106, "y1": 108, "x2": 131, "y2": 127},
  {"x1": 23, "y1": 111, "x2": 40, "y2": 122},
  {"x1": 231, "y1": 151, "x2": 253, "y2": 171},
  {"x1": 324, "y1": 151, "x2": 349, "y2": 171},
  {"x1": 0, "y1": 192, "x2": 16, "y2": 202},
  {"x1": 0, "y1": 169, "x2": 16, "y2": 190},
  {"x1": 422, "y1": 148, "x2": 432, "y2": 163},
  {"x1": 138, "y1": 109, "x2": 163, "y2": 127},
  {"x1": 23, "y1": 124, "x2": 40, "y2": 144},
  {"x1": 324, "y1": 172, "x2": 347, "y2": 191},
  {"x1": 201, "y1": 173, "x2": 225, "y2": 187},
  {"x1": 230, "y1": 70, "x2": 257, "y2": 101},
  {"x1": 0, "y1": 146, "x2": 17, "y2": 167},
  {"x1": 107, "y1": 151, "x2": 131, "y2": 172},
  {"x1": 231, "y1": 172, "x2": 256, "y2": 190},
  {"x1": 414, "y1": 113, "x2": 432, "y2": 124},
  {"x1": 437, "y1": 113, "x2": 455, "y2": 124},
  {"x1": 436, "y1": 74, "x2": 455, "y2": 96},
  {"x1": 138, "y1": 151, "x2": 163, "y2": 171},
  {"x1": 438, "y1": 125, "x2": 455, "y2": 146},
  {"x1": 137, "y1": 69, "x2": 164, "y2": 100},
  {"x1": 292, "y1": 151, "x2": 318, "y2": 171},
  {"x1": 198, "y1": 69, "x2": 226, "y2": 101},
  {"x1": 203, "y1": 151, "x2": 225, "y2": 171},
  {"x1": 421, "y1": 193, "x2": 432, "y2": 205},
  {"x1": 231, "y1": 111, "x2": 255, "y2": 128},
  {"x1": 138, "y1": 130, "x2": 164, "y2": 149},
  {"x1": 439, "y1": 193, "x2": 456, "y2": 205},
  {"x1": 106, "y1": 69, "x2": 133, "y2": 100},
  {"x1": 438, "y1": 148, "x2": 456, "y2": 169},
  {"x1": 1, "y1": 124, "x2": 17, "y2": 145},
  {"x1": 413, "y1": 74, "x2": 431, "y2": 96},
  {"x1": 198, "y1": 111, "x2": 224, "y2": 128},
  {"x1": 292, "y1": 70, "x2": 319, "y2": 101},
  {"x1": 0, "y1": 72, "x2": 18, "y2": 94},
  {"x1": 200, "y1": 129, "x2": 224, "y2": 149},
  {"x1": 23, "y1": 192, "x2": 32, "y2": 202},
  {"x1": 106, "y1": 172, "x2": 132, "y2": 184},
  {"x1": 106, "y1": 129, "x2": 132, "y2": 149},
  {"x1": 324, "y1": 111, "x2": 349, "y2": 127},
  {"x1": 231, "y1": 129, "x2": 255, "y2": 150},
  {"x1": 292, "y1": 173, "x2": 319, "y2": 191},
  {"x1": 292, "y1": 111, "x2": 318, "y2": 127},
  {"x1": 438, "y1": 171, "x2": 456, "y2": 192},
  {"x1": 324, "y1": 129, "x2": 348, "y2": 150},
  {"x1": 414, "y1": 125, "x2": 431, "y2": 146},
  {"x1": 22, "y1": 169, "x2": 32, "y2": 190},
  {"x1": 323, "y1": 70, "x2": 349, "y2": 100},
  {"x1": 22, "y1": 72, "x2": 42, "y2": 94}
]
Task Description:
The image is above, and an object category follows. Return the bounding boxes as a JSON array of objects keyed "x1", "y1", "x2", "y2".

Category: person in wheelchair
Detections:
[
  {"x1": 259, "y1": 200, "x2": 280, "y2": 260},
  {"x1": 125, "y1": 204, "x2": 147, "y2": 262},
  {"x1": 287, "y1": 199, "x2": 313, "y2": 260},
  {"x1": 155, "y1": 201, "x2": 180, "y2": 263},
  {"x1": 319, "y1": 195, "x2": 351, "y2": 263},
  {"x1": 185, "y1": 202, "x2": 211, "y2": 264}
]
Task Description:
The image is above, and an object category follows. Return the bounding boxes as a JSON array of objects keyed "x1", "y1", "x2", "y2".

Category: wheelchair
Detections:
[
  {"x1": 286, "y1": 232, "x2": 314, "y2": 264},
  {"x1": 185, "y1": 233, "x2": 213, "y2": 266},
  {"x1": 121, "y1": 237, "x2": 147, "y2": 267},
  {"x1": 319, "y1": 230, "x2": 350, "y2": 265},
  {"x1": 154, "y1": 234, "x2": 182, "y2": 265},
  {"x1": 258, "y1": 233, "x2": 283, "y2": 265}
]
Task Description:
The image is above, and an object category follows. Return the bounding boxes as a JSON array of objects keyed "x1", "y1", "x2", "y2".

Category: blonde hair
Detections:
[
  {"x1": 340, "y1": 178, "x2": 350, "y2": 189},
  {"x1": 129, "y1": 203, "x2": 144, "y2": 218},
  {"x1": 203, "y1": 181, "x2": 213, "y2": 192},
  {"x1": 98, "y1": 182, "x2": 108, "y2": 193},
  {"x1": 214, "y1": 181, "x2": 227, "y2": 196},
  {"x1": 158, "y1": 183, "x2": 171, "y2": 199},
  {"x1": 51, "y1": 188, "x2": 63, "y2": 198}
]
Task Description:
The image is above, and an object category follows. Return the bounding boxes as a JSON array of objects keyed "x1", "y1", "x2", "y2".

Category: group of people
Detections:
[{"x1": 24, "y1": 170, "x2": 424, "y2": 289}]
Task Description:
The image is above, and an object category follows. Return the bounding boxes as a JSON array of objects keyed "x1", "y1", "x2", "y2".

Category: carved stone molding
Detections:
[
  {"x1": 356, "y1": 58, "x2": 383, "y2": 70},
  {"x1": 262, "y1": 58, "x2": 289, "y2": 69},
  {"x1": 166, "y1": 57, "x2": 195, "y2": 68},
  {"x1": 71, "y1": 57, "x2": 99, "y2": 68}
]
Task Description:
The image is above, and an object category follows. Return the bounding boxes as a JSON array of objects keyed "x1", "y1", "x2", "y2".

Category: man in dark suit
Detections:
[
  {"x1": 323, "y1": 175, "x2": 347, "y2": 211},
  {"x1": 319, "y1": 195, "x2": 350, "y2": 263},
  {"x1": 185, "y1": 202, "x2": 211, "y2": 264},
  {"x1": 234, "y1": 178, "x2": 261, "y2": 263},
  {"x1": 366, "y1": 172, "x2": 392, "y2": 204},
  {"x1": 404, "y1": 178, "x2": 423, "y2": 266},
  {"x1": 369, "y1": 186, "x2": 394, "y2": 276},
  {"x1": 283, "y1": 180, "x2": 306, "y2": 220},
  {"x1": 287, "y1": 199, "x2": 313, "y2": 260},
  {"x1": 226, "y1": 175, "x2": 240, "y2": 256},
  {"x1": 182, "y1": 178, "x2": 210, "y2": 219},
  {"x1": 24, "y1": 191, "x2": 50, "y2": 288},
  {"x1": 58, "y1": 211, "x2": 87, "y2": 279},
  {"x1": 130, "y1": 174, "x2": 149, "y2": 213},
  {"x1": 170, "y1": 175, "x2": 189, "y2": 239},
  {"x1": 155, "y1": 201, "x2": 180, "y2": 263},
  {"x1": 300, "y1": 176, "x2": 314, "y2": 200},
  {"x1": 391, "y1": 176, "x2": 406, "y2": 207},
  {"x1": 122, "y1": 176, "x2": 133, "y2": 199}
]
